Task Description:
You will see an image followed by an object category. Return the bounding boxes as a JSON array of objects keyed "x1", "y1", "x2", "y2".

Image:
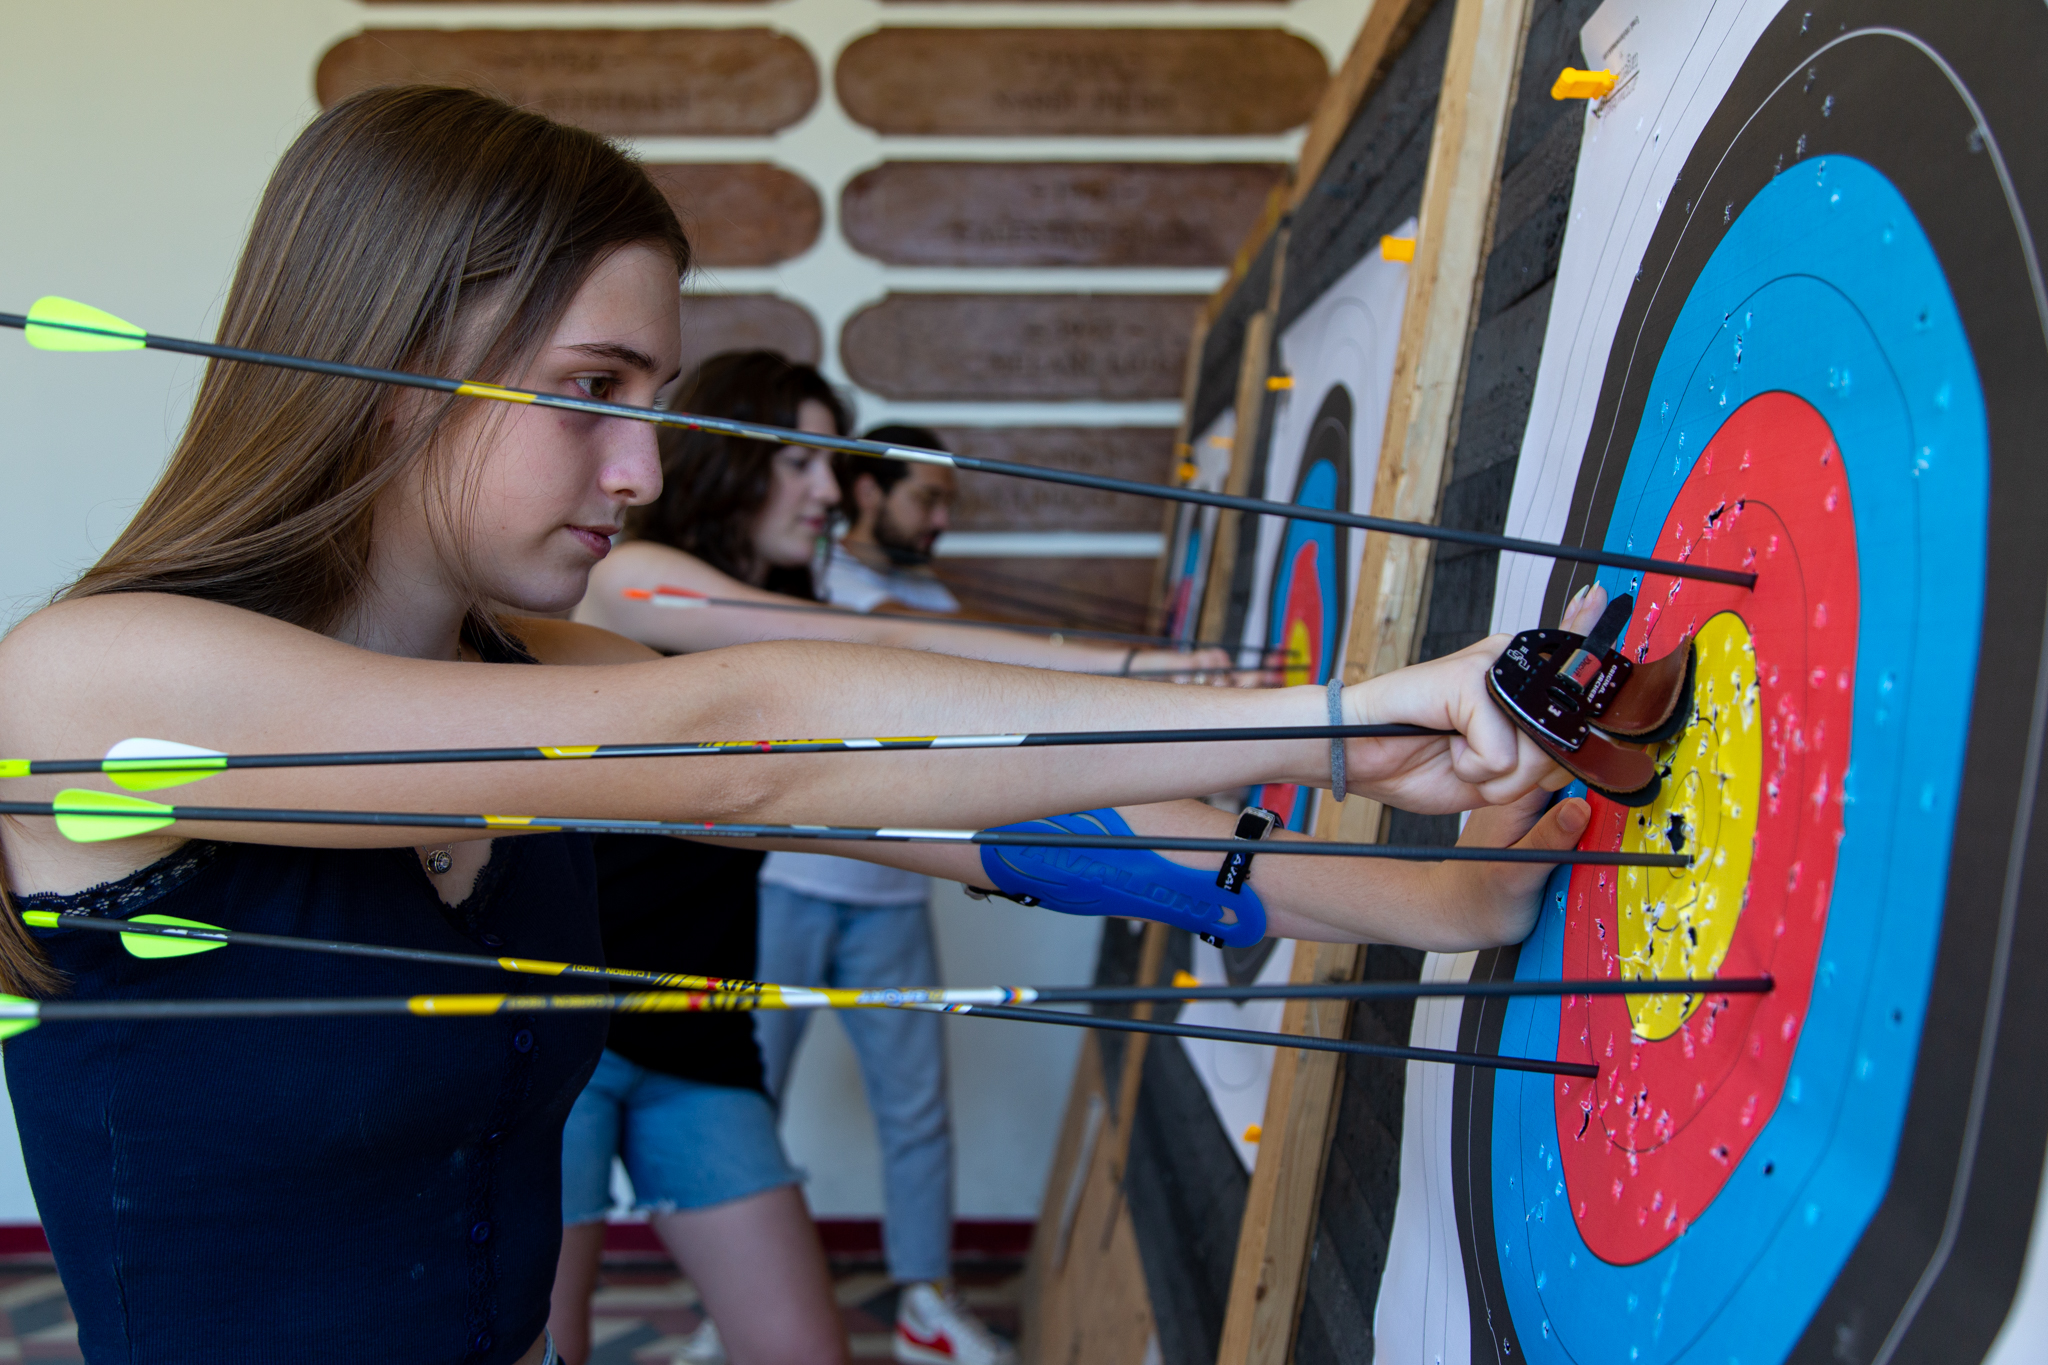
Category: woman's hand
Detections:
[
  {"x1": 1431, "y1": 789, "x2": 1591, "y2": 947},
  {"x1": 1331, "y1": 637, "x2": 1569, "y2": 812},
  {"x1": 1325, "y1": 582, "x2": 1612, "y2": 813}
]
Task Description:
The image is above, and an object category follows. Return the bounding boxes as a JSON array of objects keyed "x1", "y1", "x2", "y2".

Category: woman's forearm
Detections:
[
  {"x1": 663, "y1": 640, "x2": 1331, "y2": 830},
  {"x1": 708, "y1": 789, "x2": 1579, "y2": 955}
]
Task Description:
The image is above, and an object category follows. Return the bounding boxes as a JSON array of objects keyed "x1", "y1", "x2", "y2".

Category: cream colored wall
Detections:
[{"x1": 0, "y1": 0, "x2": 1367, "y2": 1225}]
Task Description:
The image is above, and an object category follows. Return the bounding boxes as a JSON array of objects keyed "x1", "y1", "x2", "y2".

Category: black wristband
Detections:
[{"x1": 1215, "y1": 805, "x2": 1282, "y2": 894}]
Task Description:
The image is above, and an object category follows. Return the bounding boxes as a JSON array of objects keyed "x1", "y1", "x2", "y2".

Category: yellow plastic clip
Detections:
[
  {"x1": 1551, "y1": 67, "x2": 1618, "y2": 100},
  {"x1": 1243, "y1": 1124, "x2": 1263, "y2": 1144},
  {"x1": 1265, "y1": 375, "x2": 1294, "y2": 391},
  {"x1": 1380, "y1": 235, "x2": 1417, "y2": 263},
  {"x1": 1176, "y1": 461, "x2": 1199, "y2": 484},
  {"x1": 1172, "y1": 970, "x2": 1201, "y2": 989}
]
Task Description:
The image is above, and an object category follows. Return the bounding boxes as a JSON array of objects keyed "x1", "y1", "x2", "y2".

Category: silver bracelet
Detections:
[{"x1": 1327, "y1": 674, "x2": 1347, "y2": 803}]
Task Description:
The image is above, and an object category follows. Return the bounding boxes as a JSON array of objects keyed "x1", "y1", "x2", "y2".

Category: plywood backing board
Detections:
[
  {"x1": 1321, "y1": 0, "x2": 1535, "y2": 846},
  {"x1": 1287, "y1": 4, "x2": 1591, "y2": 1363},
  {"x1": 1194, "y1": 3, "x2": 1456, "y2": 1353},
  {"x1": 1290, "y1": 0, "x2": 1450, "y2": 215},
  {"x1": 1020, "y1": 921, "x2": 1169, "y2": 1364},
  {"x1": 1202, "y1": 0, "x2": 1541, "y2": 1358}
]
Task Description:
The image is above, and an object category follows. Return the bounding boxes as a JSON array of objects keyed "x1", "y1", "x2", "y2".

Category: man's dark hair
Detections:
[{"x1": 835, "y1": 425, "x2": 947, "y2": 509}]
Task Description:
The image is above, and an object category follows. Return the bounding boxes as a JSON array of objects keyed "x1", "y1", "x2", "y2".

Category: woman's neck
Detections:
[{"x1": 332, "y1": 599, "x2": 468, "y2": 662}]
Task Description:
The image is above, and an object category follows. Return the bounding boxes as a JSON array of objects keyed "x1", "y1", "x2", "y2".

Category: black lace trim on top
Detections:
[{"x1": 17, "y1": 841, "x2": 223, "y2": 921}]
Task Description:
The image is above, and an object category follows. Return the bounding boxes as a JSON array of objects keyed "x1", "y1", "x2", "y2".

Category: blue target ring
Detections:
[
  {"x1": 1256, "y1": 385, "x2": 1352, "y2": 830},
  {"x1": 1484, "y1": 157, "x2": 1986, "y2": 1364}
]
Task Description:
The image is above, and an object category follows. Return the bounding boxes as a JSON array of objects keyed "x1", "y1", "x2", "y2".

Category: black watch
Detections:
[{"x1": 1201, "y1": 805, "x2": 1281, "y2": 946}]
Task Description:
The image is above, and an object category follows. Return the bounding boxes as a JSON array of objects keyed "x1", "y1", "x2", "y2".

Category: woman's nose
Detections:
[{"x1": 605, "y1": 425, "x2": 663, "y2": 505}]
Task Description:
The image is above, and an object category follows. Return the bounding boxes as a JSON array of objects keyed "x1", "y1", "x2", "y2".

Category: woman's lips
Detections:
[{"x1": 566, "y1": 525, "x2": 615, "y2": 559}]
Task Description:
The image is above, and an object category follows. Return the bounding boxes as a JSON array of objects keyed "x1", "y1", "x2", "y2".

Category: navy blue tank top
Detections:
[{"x1": 5, "y1": 832, "x2": 607, "y2": 1363}]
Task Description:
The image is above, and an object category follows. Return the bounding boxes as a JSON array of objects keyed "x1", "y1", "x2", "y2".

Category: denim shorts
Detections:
[{"x1": 561, "y1": 1048, "x2": 800, "y2": 1224}]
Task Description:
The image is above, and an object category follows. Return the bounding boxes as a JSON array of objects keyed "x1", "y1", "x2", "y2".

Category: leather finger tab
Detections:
[
  {"x1": 1487, "y1": 665, "x2": 1660, "y2": 804},
  {"x1": 1593, "y1": 640, "x2": 1697, "y2": 743}
]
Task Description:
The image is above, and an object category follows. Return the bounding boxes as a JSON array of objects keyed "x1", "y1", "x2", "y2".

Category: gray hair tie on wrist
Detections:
[{"x1": 1327, "y1": 674, "x2": 1347, "y2": 803}]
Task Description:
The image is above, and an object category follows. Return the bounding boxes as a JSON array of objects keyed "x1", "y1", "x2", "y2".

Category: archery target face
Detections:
[
  {"x1": 1163, "y1": 409, "x2": 1234, "y2": 644},
  {"x1": 1242, "y1": 231, "x2": 1409, "y2": 829},
  {"x1": 1372, "y1": 2, "x2": 2048, "y2": 1362},
  {"x1": 1176, "y1": 936, "x2": 1297, "y2": 1173}
]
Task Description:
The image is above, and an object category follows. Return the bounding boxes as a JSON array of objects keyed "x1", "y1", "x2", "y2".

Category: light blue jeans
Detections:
[
  {"x1": 756, "y1": 884, "x2": 953, "y2": 1284},
  {"x1": 560, "y1": 1049, "x2": 799, "y2": 1224}
]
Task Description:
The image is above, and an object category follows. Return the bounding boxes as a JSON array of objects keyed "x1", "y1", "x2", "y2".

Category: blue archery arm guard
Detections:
[{"x1": 976, "y1": 808, "x2": 1267, "y2": 948}]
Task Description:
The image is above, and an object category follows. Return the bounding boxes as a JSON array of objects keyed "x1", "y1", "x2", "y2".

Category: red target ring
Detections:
[{"x1": 1556, "y1": 393, "x2": 1860, "y2": 1264}]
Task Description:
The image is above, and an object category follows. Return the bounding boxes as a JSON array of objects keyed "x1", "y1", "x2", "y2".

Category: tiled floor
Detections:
[
  {"x1": 586, "y1": 1256, "x2": 1024, "y2": 1365},
  {"x1": 0, "y1": 1254, "x2": 1026, "y2": 1364}
]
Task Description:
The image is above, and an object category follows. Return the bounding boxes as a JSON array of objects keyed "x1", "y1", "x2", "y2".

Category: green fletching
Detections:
[
  {"x1": 25, "y1": 297, "x2": 145, "y2": 352},
  {"x1": 121, "y1": 914, "x2": 227, "y2": 960},
  {"x1": 0, "y1": 996, "x2": 37, "y2": 1041},
  {"x1": 106, "y1": 755, "x2": 226, "y2": 792},
  {"x1": 52, "y1": 788, "x2": 176, "y2": 843}
]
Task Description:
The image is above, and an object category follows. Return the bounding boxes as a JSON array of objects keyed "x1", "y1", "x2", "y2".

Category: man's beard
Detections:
[{"x1": 873, "y1": 507, "x2": 937, "y2": 566}]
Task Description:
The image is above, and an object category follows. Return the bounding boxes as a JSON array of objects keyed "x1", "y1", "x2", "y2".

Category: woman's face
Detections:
[
  {"x1": 748, "y1": 399, "x2": 842, "y2": 575},
  {"x1": 425, "y1": 242, "x2": 681, "y2": 614}
]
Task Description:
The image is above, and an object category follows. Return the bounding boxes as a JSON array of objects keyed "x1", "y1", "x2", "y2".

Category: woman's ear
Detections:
[{"x1": 854, "y1": 472, "x2": 885, "y2": 516}]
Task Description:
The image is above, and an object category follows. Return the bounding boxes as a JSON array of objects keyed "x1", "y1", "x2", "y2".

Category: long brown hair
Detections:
[
  {"x1": 627, "y1": 350, "x2": 849, "y2": 595},
  {"x1": 66, "y1": 85, "x2": 689, "y2": 631},
  {"x1": 2, "y1": 87, "x2": 690, "y2": 994}
]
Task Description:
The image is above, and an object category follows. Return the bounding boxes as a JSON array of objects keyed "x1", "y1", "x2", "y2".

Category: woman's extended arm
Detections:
[
  {"x1": 580, "y1": 539, "x2": 1229, "y2": 675},
  {"x1": 0, "y1": 593, "x2": 1557, "y2": 892}
]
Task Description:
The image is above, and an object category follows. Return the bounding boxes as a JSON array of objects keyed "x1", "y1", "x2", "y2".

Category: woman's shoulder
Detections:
[{"x1": 0, "y1": 593, "x2": 328, "y2": 700}]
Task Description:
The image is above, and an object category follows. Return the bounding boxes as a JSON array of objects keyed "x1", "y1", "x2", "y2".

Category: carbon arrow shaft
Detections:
[
  {"x1": 28, "y1": 911, "x2": 1770, "y2": 1006},
  {"x1": 946, "y1": 1005, "x2": 1597, "y2": 1078},
  {"x1": 4, "y1": 309, "x2": 1754, "y2": 590},
  {"x1": 19, "y1": 793, "x2": 1692, "y2": 867},
  {"x1": 7, "y1": 724, "x2": 1448, "y2": 783},
  {"x1": 0, "y1": 991, "x2": 1595, "y2": 1078}
]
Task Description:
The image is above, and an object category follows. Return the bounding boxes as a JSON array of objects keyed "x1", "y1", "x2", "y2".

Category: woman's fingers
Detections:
[
  {"x1": 1559, "y1": 582, "x2": 1609, "y2": 634},
  {"x1": 1517, "y1": 795, "x2": 1591, "y2": 851}
]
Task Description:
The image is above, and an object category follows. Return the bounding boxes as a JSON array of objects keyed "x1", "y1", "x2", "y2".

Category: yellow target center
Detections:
[
  {"x1": 1283, "y1": 619, "x2": 1315, "y2": 688},
  {"x1": 1617, "y1": 612, "x2": 1761, "y2": 1040}
]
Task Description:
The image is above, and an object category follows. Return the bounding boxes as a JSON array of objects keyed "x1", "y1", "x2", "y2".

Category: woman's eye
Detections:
[{"x1": 574, "y1": 376, "x2": 616, "y2": 401}]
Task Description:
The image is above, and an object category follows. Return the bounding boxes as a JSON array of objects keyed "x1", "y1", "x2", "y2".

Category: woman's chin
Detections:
[{"x1": 495, "y1": 570, "x2": 592, "y2": 618}]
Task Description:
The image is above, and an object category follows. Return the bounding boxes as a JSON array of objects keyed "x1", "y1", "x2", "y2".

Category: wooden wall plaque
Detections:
[
  {"x1": 935, "y1": 427, "x2": 1176, "y2": 531},
  {"x1": 315, "y1": 29, "x2": 819, "y2": 137},
  {"x1": 841, "y1": 162, "x2": 1287, "y2": 268},
  {"x1": 835, "y1": 29, "x2": 1327, "y2": 137},
  {"x1": 840, "y1": 293, "x2": 1204, "y2": 402},
  {"x1": 676, "y1": 295, "x2": 821, "y2": 384},
  {"x1": 644, "y1": 164, "x2": 821, "y2": 268}
]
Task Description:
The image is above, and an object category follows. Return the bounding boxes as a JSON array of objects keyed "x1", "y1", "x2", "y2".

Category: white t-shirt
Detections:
[
  {"x1": 758, "y1": 541, "x2": 956, "y2": 905},
  {"x1": 819, "y1": 542, "x2": 961, "y2": 615}
]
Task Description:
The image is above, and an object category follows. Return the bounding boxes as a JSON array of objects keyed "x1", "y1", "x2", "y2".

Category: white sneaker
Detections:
[
  {"x1": 673, "y1": 1318, "x2": 727, "y2": 1365},
  {"x1": 894, "y1": 1282, "x2": 1017, "y2": 1365}
]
